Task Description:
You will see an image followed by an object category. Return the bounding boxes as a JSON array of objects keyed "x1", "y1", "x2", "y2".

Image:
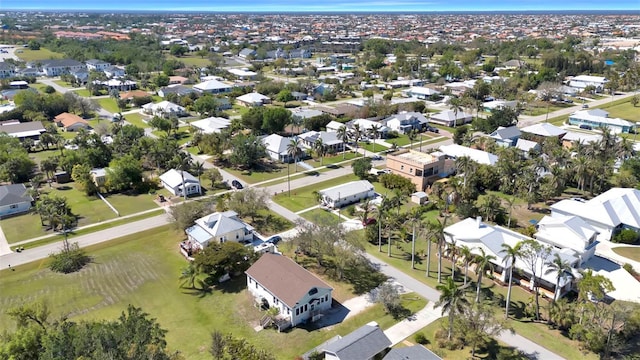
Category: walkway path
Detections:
[{"x1": 384, "y1": 302, "x2": 442, "y2": 346}]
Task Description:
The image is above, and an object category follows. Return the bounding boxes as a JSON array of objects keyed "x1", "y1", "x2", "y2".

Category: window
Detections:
[
  {"x1": 325, "y1": 295, "x2": 329, "y2": 301},
  {"x1": 409, "y1": 168, "x2": 413, "y2": 174},
  {"x1": 308, "y1": 288, "x2": 318, "y2": 296},
  {"x1": 9, "y1": 204, "x2": 18, "y2": 209},
  {"x1": 295, "y1": 308, "x2": 299, "y2": 316},
  {"x1": 400, "y1": 165, "x2": 404, "y2": 170}
]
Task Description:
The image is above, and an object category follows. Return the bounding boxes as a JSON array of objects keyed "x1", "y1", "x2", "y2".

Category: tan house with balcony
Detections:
[{"x1": 385, "y1": 150, "x2": 447, "y2": 191}]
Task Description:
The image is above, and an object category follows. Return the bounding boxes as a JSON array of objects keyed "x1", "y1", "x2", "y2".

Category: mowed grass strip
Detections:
[{"x1": 0, "y1": 225, "x2": 427, "y2": 360}]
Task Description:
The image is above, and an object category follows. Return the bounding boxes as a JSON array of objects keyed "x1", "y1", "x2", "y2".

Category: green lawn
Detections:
[
  {"x1": 273, "y1": 174, "x2": 360, "y2": 212},
  {"x1": 72, "y1": 89, "x2": 92, "y2": 97},
  {"x1": 29, "y1": 83, "x2": 50, "y2": 93},
  {"x1": 308, "y1": 152, "x2": 359, "y2": 167},
  {"x1": 166, "y1": 55, "x2": 211, "y2": 67},
  {"x1": 15, "y1": 47, "x2": 64, "y2": 62},
  {"x1": 596, "y1": 98, "x2": 640, "y2": 122},
  {"x1": 53, "y1": 80, "x2": 73, "y2": 88},
  {"x1": 28, "y1": 148, "x2": 61, "y2": 166},
  {"x1": 0, "y1": 225, "x2": 426, "y2": 360},
  {"x1": 299, "y1": 208, "x2": 341, "y2": 225},
  {"x1": 0, "y1": 184, "x2": 117, "y2": 243},
  {"x1": 101, "y1": 193, "x2": 159, "y2": 216},
  {"x1": 97, "y1": 98, "x2": 120, "y2": 113},
  {"x1": 124, "y1": 112, "x2": 149, "y2": 128},
  {"x1": 357, "y1": 142, "x2": 388, "y2": 154},
  {"x1": 225, "y1": 104, "x2": 250, "y2": 117},
  {"x1": 612, "y1": 247, "x2": 640, "y2": 262}
]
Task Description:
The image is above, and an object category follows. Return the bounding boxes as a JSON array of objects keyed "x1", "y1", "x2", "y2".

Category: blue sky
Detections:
[{"x1": 1, "y1": 0, "x2": 638, "y2": 12}]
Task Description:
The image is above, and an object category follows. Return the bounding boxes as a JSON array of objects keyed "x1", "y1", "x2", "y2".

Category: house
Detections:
[
  {"x1": 119, "y1": 90, "x2": 150, "y2": 102},
  {"x1": 190, "y1": 117, "x2": 231, "y2": 134},
  {"x1": 444, "y1": 217, "x2": 579, "y2": 299},
  {"x1": 103, "y1": 65, "x2": 125, "y2": 78},
  {"x1": 262, "y1": 134, "x2": 301, "y2": 162},
  {"x1": 0, "y1": 121, "x2": 46, "y2": 140},
  {"x1": 246, "y1": 253, "x2": 333, "y2": 329},
  {"x1": 401, "y1": 86, "x2": 440, "y2": 99},
  {"x1": 348, "y1": 118, "x2": 390, "y2": 138},
  {"x1": 483, "y1": 100, "x2": 518, "y2": 112},
  {"x1": 193, "y1": 79, "x2": 232, "y2": 94},
  {"x1": 85, "y1": 59, "x2": 111, "y2": 71},
  {"x1": 319, "y1": 180, "x2": 375, "y2": 209},
  {"x1": 429, "y1": 109, "x2": 473, "y2": 127},
  {"x1": 320, "y1": 322, "x2": 391, "y2": 360},
  {"x1": 383, "y1": 345, "x2": 441, "y2": 360},
  {"x1": 159, "y1": 169, "x2": 201, "y2": 197},
  {"x1": 158, "y1": 85, "x2": 197, "y2": 98},
  {"x1": 90, "y1": 168, "x2": 107, "y2": 187},
  {"x1": 291, "y1": 91, "x2": 308, "y2": 101},
  {"x1": 227, "y1": 68, "x2": 257, "y2": 80},
  {"x1": 502, "y1": 59, "x2": 525, "y2": 69},
  {"x1": 569, "y1": 75, "x2": 608, "y2": 93},
  {"x1": 186, "y1": 210, "x2": 254, "y2": 250},
  {"x1": 551, "y1": 188, "x2": 640, "y2": 242},
  {"x1": 520, "y1": 123, "x2": 566, "y2": 142},
  {"x1": 437, "y1": 144, "x2": 498, "y2": 166},
  {"x1": 561, "y1": 131, "x2": 601, "y2": 149},
  {"x1": 0, "y1": 62, "x2": 16, "y2": 79},
  {"x1": 0, "y1": 184, "x2": 32, "y2": 218},
  {"x1": 96, "y1": 79, "x2": 137, "y2": 92},
  {"x1": 325, "y1": 120, "x2": 346, "y2": 133},
  {"x1": 535, "y1": 215, "x2": 598, "y2": 265},
  {"x1": 9, "y1": 80, "x2": 28, "y2": 89},
  {"x1": 40, "y1": 59, "x2": 86, "y2": 77},
  {"x1": 489, "y1": 126, "x2": 521, "y2": 147},
  {"x1": 298, "y1": 131, "x2": 343, "y2": 153},
  {"x1": 386, "y1": 149, "x2": 447, "y2": 191},
  {"x1": 16, "y1": 67, "x2": 40, "y2": 77},
  {"x1": 514, "y1": 138, "x2": 541, "y2": 155},
  {"x1": 142, "y1": 101, "x2": 187, "y2": 118},
  {"x1": 238, "y1": 48, "x2": 257, "y2": 59},
  {"x1": 411, "y1": 191, "x2": 429, "y2": 205},
  {"x1": 384, "y1": 112, "x2": 429, "y2": 134},
  {"x1": 236, "y1": 92, "x2": 271, "y2": 107},
  {"x1": 568, "y1": 109, "x2": 636, "y2": 134},
  {"x1": 168, "y1": 76, "x2": 189, "y2": 85},
  {"x1": 71, "y1": 70, "x2": 89, "y2": 85},
  {"x1": 292, "y1": 109, "x2": 324, "y2": 123},
  {"x1": 54, "y1": 112, "x2": 90, "y2": 131}
]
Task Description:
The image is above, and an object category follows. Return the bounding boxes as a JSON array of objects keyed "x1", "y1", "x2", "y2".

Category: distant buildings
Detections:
[{"x1": 569, "y1": 75, "x2": 608, "y2": 93}]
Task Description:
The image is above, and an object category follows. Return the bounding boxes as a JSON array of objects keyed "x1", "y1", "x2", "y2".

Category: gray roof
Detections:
[
  {"x1": 86, "y1": 59, "x2": 109, "y2": 65},
  {"x1": 0, "y1": 184, "x2": 31, "y2": 206},
  {"x1": 239, "y1": 48, "x2": 256, "y2": 57},
  {"x1": 383, "y1": 345, "x2": 442, "y2": 360},
  {"x1": 160, "y1": 85, "x2": 196, "y2": 97},
  {"x1": 323, "y1": 322, "x2": 391, "y2": 360},
  {"x1": 41, "y1": 59, "x2": 84, "y2": 68},
  {"x1": 0, "y1": 121, "x2": 46, "y2": 136},
  {"x1": 490, "y1": 126, "x2": 521, "y2": 140},
  {"x1": 319, "y1": 180, "x2": 374, "y2": 201},
  {"x1": 0, "y1": 62, "x2": 14, "y2": 71}
]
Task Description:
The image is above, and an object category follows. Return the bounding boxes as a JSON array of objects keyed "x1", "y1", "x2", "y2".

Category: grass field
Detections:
[
  {"x1": 29, "y1": 83, "x2": 50, "y2": 93},
  {"x1": 97, "y1": 98, "x2": 120, "y2": 113},
  {"x1": 308, "y1": 152, "x2": 360, "y2": 167},
  {"x1": 273, "y1": 174, "x2": 360, "y2": 212},
  {"x1": 124, "y1": 112, "x2": 149, "y2": 128},
  {"x1": 0, "y1": 225, "x2": 427, "y2": 359},
  {"x1": 299, "y1": 208, "x2": 341, "y2": 225},
  {"x1": 15, "y1": 47, "x2": 64, "y2": 62},
  {"x1": 612, "y1": 246, "x2": 640, "y2": 262},
  {"x1": 596, "y1": 98, "x2": 640, "y2": 122},
  {"x1": 166, "y1": 55, "x2": 211, "y2": 67},
  {"x1": 102, "y1": 193, "x2": 159, "y2": 216},
  {"x1": 72, "y1": 89, "x2": 92, "y2": 97}
]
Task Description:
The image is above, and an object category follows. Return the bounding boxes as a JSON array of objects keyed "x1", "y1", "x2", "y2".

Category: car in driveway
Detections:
[
  {"x1": 231, "y1": 180, "x2": 243, "y2": 189},
  {"x1": 266, "y1": 235, "x2": 282, "y2": 245},
  {"x1": 579, "y1": 124, "x2": 592, "y2": 130},
  {"x1": 426, "y1": 126, "x2": 439, "y2": 133},
  {"x1": 370, "y1": 154, "x2": 383, "y2": 161}
]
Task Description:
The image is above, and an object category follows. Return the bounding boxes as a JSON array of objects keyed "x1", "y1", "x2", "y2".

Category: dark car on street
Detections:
[
  {"x1": 266, "y1": 235, "x2": 282, "y2": 245},
  {"x1": 232, "y1": 180, "x2": 243, "y2": 189}
]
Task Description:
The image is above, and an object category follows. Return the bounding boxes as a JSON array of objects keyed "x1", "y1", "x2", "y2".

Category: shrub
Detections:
[
  {"x1": 613, "y1": 229, "x2": 639, "y2": 244},
  {"x1": 414, "y1": 332, "x2": 428, "y2": 345},
  {"x1": 49, "y1": 243, "x2": 91, "y2": 273},
  {"x1": 43, "y1": 85, "x2": 56, "y2": 94}
]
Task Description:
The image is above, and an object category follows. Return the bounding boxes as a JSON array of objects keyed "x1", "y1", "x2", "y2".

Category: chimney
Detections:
[{"x1": 476, "y1": 216, "x2": 482, "y2": 228}]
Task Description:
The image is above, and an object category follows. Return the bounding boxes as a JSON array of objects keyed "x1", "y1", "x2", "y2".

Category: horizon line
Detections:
[{"x1": 2, "y1": 8, "x2": 639, "y2": 13}]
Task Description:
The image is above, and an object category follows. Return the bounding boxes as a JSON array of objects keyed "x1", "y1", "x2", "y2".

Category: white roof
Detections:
[
  {"x1": 190, "y1": 117, "x2": 231, "y2": 134},
  {"x1": 194, "y1": 79, "x2": 232, "y2": 91},
  {"x1": 439, "y1": 144, "x2": 498, "y2": 165},
  {"x1": 326, "y1": 120, "x2": 345, "y2": 132},
  {"x1": 351, "y1": 118, "x2": 389, "y2": 132},
  {"x1": 236, "y1": 92, "x2": 270, "y2": 104},
  {"x1": 520, "y1": 123, "x2": 566, "y2": 137},
  {"x1": 562, "y1": 131, "x2": 601, "y2": 144},
  {"x1": 536, "y1": 215, "x2": 597, "y2": 252},
  {"x1": 190, "y1": 210, "x2": 250, "y2": 243},
  {"x1": 430, "y1": 109, "x2": 473, "y2": 121},
  {"x1": 228, "y1": 68, "x2": 257, "y2": 77},
  {"x1": 572, "y1": 75, "x2": 607, "y2": 83},
  {"x1": 143, "y1": 101, "x2": 185, "y2": 113},
  {"x1": 262, "y1": 134, "x2": 297, "y2": 156},
  {"x1": 402, "y1": 86, "x2": 440, "y2": 96},
  {"x1": 319, "y1": 180, "x2": 374, "y2": 201},
  {"x1": 570, "y1": 110, "x2": 634, "y2": 127},
  {"x1": 483, "y1": 100, "x2": 517, "y2": 110},
  {"x1": 551, "y1": 188, "x2": 640, "y2": 228},
  {"x1": 515, "y1": 138, "x2": 540, "y2": 153},
  {"x1": 299, "y1": 130, "x2": 342, "y2": 146},
  {"x1": 159, "y1": 169, "x2": 199, "y2": 188}
]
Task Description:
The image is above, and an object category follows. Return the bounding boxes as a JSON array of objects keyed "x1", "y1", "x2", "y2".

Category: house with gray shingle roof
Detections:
[
  {"x1": 383, "y1": 345, "x2": 441, "y2": 360},
  {"x1": 322, "y1": 321, "x2": 391, "y2": 360},
  {"x1": 0, "y1": 184, "x2": 32, "y2": 218},
  {"x1": 489, "y1": 126, "x2": 521, "y2": 147},
  {"x1": 41, "y1": 59, "x2": 86, "y2": 77}
]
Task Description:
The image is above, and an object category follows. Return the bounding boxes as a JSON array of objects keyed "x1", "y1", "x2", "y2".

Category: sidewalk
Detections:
[{"x1": 384, "y1": 302, "x2": 442, "y2": 346}]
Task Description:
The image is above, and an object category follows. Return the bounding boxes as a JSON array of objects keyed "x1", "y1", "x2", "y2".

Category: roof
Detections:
[
  {"x1": 0, "y1": 184, "x2": 31, "y2": 206},
  {"x1": 562, "y1": 131, "x2": 601, "y2": 144},
  {"x1": 536, "y1": 215, "x2": 597, "y2": 252},
  {"x1": 438, "y1": 144, "x2": 498, "y2": 165},
  {"x1": 551, "y1": 188, "x2": 640, "y2": 229},
  {"x1": 323, "y1": 322, "x2": 391, "y2": 360},
  {"x1": 0, "y1": 121, "x2": 46, "y2": 138},
  {"x1": 299, "y1": 130, "x2": 342, "y2": 146},
  {"x1": 245, "y1": 253, "x2": 332, "y2": 308},
  {"x1": 119, "y1": 90, "x2": 150, "y2": 99},
  {"x1": 159, "y1": 169, "x2": 199, "y2": 188},
  {"x1": 142, "y1": 101, "x2": 185, "y2": 113},
  {"x1": 191, "y1": 210, "x2": 251, "y2": 244},
  {"x1": 430, "y1": 109, "x2": 472, "y2": 122},
  {"x1": 159, "y1": 85, "x2": 196, "y2": 96},
  {"x1": 569, "y1": 110, "x2": 634, "y2": 128},
  {"x1": 228, "y1": 68, "x2": 257, "y2": 77},
  {"x1": 54, "y1": 112, "x2": 88, "y2": 128},
  {"x1": 385, "y1": 112, "x2": 429, "y2": 126},
  {"x1": 490, "y1": 126, "x2": 521, "y2": 140},
  {"x1": 41, "y1": 59, "x2": 84, "y2": 68},
  {"x1": 190, "y1": 117, "x2": 231, "y2": 134},
  {"x1": 383, "y1": 345, "x2": 442, "y2": 360},
  {"x1": 236, "y1": 92, "x2": 270, "y2": 104},
  {"x1": 483, "y1": 100, "x2": 518, "y2": 110},
  {"x1": 319, "y1": 180, "x2": 374, "y2": 201},
  {"x1": 403, "y1": 86, "x2": 440, "y2": 96},
  {"x1": 262, "y1": 134, "x2": 297, "y2": 156},
  {"x1": 520, "y1": 123, "x2": 567, "y2": 137},
  {"x1": 572, "y1": 75, "x2": 607, "y2": 83},
  {"x1": 194, "y1": 79, "x2": 232, "y2": 91},
  {"x1": 292, "y1": 109, "x2": 324, "y2": 120},
  {"x1": 515, "y1": 138, "x2": 540, "y2": 153}
]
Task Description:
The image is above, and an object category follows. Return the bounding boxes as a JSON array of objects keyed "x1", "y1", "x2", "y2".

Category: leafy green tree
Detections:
[
  {"x1": 71, "y1": 163, "x2": 98, "y2": 195},
  {"x1": 194, "y1": 242, "x2": 256, "y2": 282},
  {"x1": 378, "y1": 173, "x2": 416, "y2": 195},
  {"x1": 517, "y1": 239, "x2": 552, "y2": 321},
  {"x1": 240, "y1": 106, "x2": 265, "y2": 132},
  {"x1": 168, "y1": 200, "x2": 210, "y2": 231},
  {"x1": 203, "y1": 168, "x2": 223, "y2": 189},
  {"x1": 154, "y1": 73, "x2": 170, "y2": 88},
  {"x1": 227, "y1": 188, "x2": 269, "y2": 222},
  {"x1": 193, "y1": 95, "x2": 219, "y2": 117},
  {"x1": 228, "y1": 133, "x2": 266, "y2": 169},
  {"x1": 276, "y1": 89, "x2": 294, "y2": 105},
  {"x1": 106, "y1": 154, "x2": 144, "y2": 192},
  {"x1": 473, "y1": 247, "x2": 496, "y2": 303},
  {"x1": 457, "y1": 302, "x2": 508, "y2": 357},
  {"x1": 352, "y1": 157, "x2": 372, "y2": 179},
  {"x1": 261, "y1": 107, "x2": 291, "y2": 134}
]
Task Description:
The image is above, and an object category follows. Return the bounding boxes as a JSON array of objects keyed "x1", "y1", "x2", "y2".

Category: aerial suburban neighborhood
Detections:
[{"x1": 0, "y1": 6, "x2": 639, "y2": 360}]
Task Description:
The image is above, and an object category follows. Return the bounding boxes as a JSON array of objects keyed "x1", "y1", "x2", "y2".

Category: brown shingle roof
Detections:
[
  {"x1": 120, "y1": 90, "x2": 150, "y2": 100},
  {"x1": 245, "y1": 253, "x2": 332, "y2": 308},
  {"x1": 54, "y1": 112, "x2": 88, "y2": 128}
]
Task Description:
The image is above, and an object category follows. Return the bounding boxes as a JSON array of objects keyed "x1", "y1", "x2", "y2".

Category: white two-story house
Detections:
[{"x1": 185, "y1": 211, "x2": 254, "y2": 250}]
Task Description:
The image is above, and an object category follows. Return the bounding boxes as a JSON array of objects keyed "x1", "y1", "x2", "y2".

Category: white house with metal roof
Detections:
[
  {"x1": 535, "y1": 215, "x2": 599, "y2": 265},
  {"x1": 520, "y1": 123, "x2": 567, "y2": 139},
  {"x1": 322, "y1": 322, "x2": 391, "y2": 360},
  {"x1": 569, "y1": 75, "x2": 608, "y2": 93},
  {"x1": 193, "y1": 79, "x2": 233, "y2": 94},
  {"x1": 429, "y1": 109, "x2": 473, "y2": 127},
  {"x1": 142, "y1": 101, "x2": 187, "y2": 118},
  {"x1": 236, "y1": 92, "x2": 271, "y2": 107},
  {"x1": 319, "y1": 180, "x2": 375, "y2": 209},
  {"x1": 262, "y1": 134, "x2": 301, "y2": 162},
  {"x1": 159, "y1": 169, "x2": 201, "y2": 197},
  {"x1": 190, "y1": 117, "x2": 231, "y2": 134},
  {"x1": 437, "y1": 144, "x2": 498, "y2": 166},
  {"x1": 401, "y1": 86, "x2": 440, "y2": 99},
  {"x1": 0, "y1": 184, "x2": 32, "y2": 218},
  {"x1": 568, "y1": 109, "x2": 636, "y2": 134},
  {"x1": 384, "y1": 112, "x2": 429, "y2": 134},
  {"x1": 489, "y1": 126, "x2": 521, "y2": 147},
  {"x1": 186, "y1": 210, "x2": 254, "y2": 250},
  {"x1": 299, "y1": 130, "x2": 343, "y2": 152},
  {"x1": 550, "y1": 188, "x2": 640, "y2": 242}
]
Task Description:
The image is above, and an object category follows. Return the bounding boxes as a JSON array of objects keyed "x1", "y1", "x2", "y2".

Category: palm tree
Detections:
[
  {"x1": 545, "y1": 253, "x2": 574, "y2": 302},
  {"x1": 455, "y1": 156, "x2": 475, "y2": 189},
  {"x1": 337, "y1": 125, "x2": 349, "y2": 160},
  {"x1": 436, "y1": 277, "x2": 470, "y2": 341},
  {"x1": 427, "y1": 215, "x2": 448, "y2": 283},
  {"x1": 405, "y1": 208, "x2": 422, "y2": 269},
  {"x1": 313, "y1": 138, "x2": 325, "y2": 165},
  {"x1": 446, "y1": 238, "x2": 458, "y2": 279},
  {"x1": 505, "y1": 196, "x2": 517, "y2": 228},
  {"x1": 473, "y1": 248, "x2": 496, "y2": 303},
  {"x1": 369, "y1": 124, "x2": 381, "y2": 153},
  {"x1": 459, "y1": 245, "x2": 473, "y2": 286},
  {"x1": 371, "y1": 201, "x2": 387, "y2": 252},
  {"x1": 171, "y1": 153, "x2": 192, "y2": 200},
  {"x1": 407, "y1": 129, "x2": 418, "y2": 148},
  {"x1": 192, "y1": 161, "x2": 205, "y2": 195},
  {"x1": 179, "y1": 263, "x2": 199, "y2": 289},
  {"x1": 447, "y1": 97, "x2": 464, "y2": 127},
  {"x1": 352, "y1": 123, "x2": 362, "y2": 155},
  {"x1": 501, "y1": 242, "x2": 520, "y2": 318},
  {"x1": 287, "y1": 137, "x2": 302, "y2": 173}
]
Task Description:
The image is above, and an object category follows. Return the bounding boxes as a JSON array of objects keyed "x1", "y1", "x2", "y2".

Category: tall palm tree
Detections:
[
  {"x1": 455, "y1": 156, "x2": 475, "y2": 189},
  {"x1": 545, "y1": 253, "x2": 574, "y2": 302},
  {"x1": 371, "y1": 199, "x2": 387, "y2": 252},
  {"x1": 501, "y1": 242, "x2": 520, "y2": 318},
  {"x1": 446, "y1": 238, "x2": 458, "y2": 279},
  {"x1": 313, "y1": 138, "x2": 325, "y2": 165},
  {"x1": 436, "y1": 277, "x2": 470, "y2": 341},
  {"x1": 337, "y1": 125, "x2": 349, "y2": 160},
  {"x1": 447, "y1": 97, "x2": 464, "y2": 127},
  {"x1": 427, "y1": 215, "x2": 449, "y2": 283},
  {"x1": 473, "y1": 248, "x2": 496, "y2": 303},
  {"x1": 405, "y1": 208, "x2": 422, "y2": 269},
  {"x1": 287, "y1": 137, "x2": 302, "y2": 173},
  {"x1": 459, "y1": 245, "x2": 473, "y2": 286},
  {"x1": 352, "y1": 123, "x2": 362, "y2": 155},
  {"x1": 171, "y1": 153, "x2": 192, "y2": 200},
  {"x1": 192, "y1": 161, "x2": 205, "y2": 195},
  {"x1": 369, "y1": 124, "x2": 381, "y2": 153}
]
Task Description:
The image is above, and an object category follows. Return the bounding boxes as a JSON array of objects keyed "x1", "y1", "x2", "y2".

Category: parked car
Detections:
[
  {"x1": 582, "y1": 104, "x2": 589, "y2": 109},
  {"x1": 579, "y1": 124, "x2": 592, "y2": 130},
  {"x1": 370, "y1": 155, "x2": 383, "y2": 161},
  {"x1": 266, "y1": 235, "x2": 282, "y2": 245},
  {"x1": 231, "y1": 180, "x2": 243, "y2": 189},
  {"x1": 426, "y1": 126, "x2": 439, "y2": 133},
  {"x1": 362, "y1": 218, "x2": 377, "y2": 226}
]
